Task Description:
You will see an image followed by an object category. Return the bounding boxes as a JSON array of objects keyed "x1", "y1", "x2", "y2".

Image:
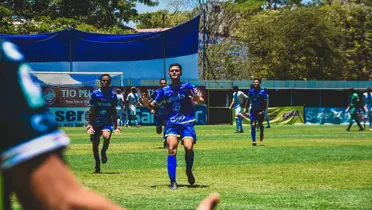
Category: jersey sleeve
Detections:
[
  {"x1": 187, "y1": 83, "x2": 198, "y2": 97},
  {"x1": 154, "y1": 88, "x2": 165, "y2": 104},
  {"x1": 112, "y1": 93, "x2": 118, "y2": 108},
  {"x1": 238, "y1": 91, "x2": 248, "y2": 99},
  {"x1": 0, "y1": 41, "x2": 70, "y2": 170},
  {"x1": 262, "y1": 90, "x2": 268, "y2": 100},
  {"x1": 89, "y1": 91, "x2": 96, "y2": 106}
]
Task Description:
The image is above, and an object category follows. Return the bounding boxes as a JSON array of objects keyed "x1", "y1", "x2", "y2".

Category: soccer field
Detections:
[{"x1": 13, "y1": 125, "x2": 372, "y2": 209}]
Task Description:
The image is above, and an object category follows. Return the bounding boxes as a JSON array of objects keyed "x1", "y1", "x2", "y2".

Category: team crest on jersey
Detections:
[
  {"x1": 30, "y1": 112, "x2": 54, "y2": 133},
  {"x1": 44, "y1": 88, "x2": 57, "y2": 106},
  {"x1": 18, "y1": 64, "x2": 45, "y2": 108},
  {"x1": 170, "y1": 115, "x2": 186, "y2": 123}
]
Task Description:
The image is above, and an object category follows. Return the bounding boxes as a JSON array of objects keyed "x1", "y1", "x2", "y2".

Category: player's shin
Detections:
[
  {"x1": 238, "y1": 117, "x2": 243, "y2": 132},
  {"x1": 185, "y1": 150, "x2": 194, "y2": 172},
  {"x1": 259, "y1": 123, "x2": 264, "y2": 141},
  {"x1": 251, "y1": 124, "x2": 256, "y2": 142},
  {"x1": 235, "y1": 118, "x2": 239, "y2": 131},
  {"x1": 167, "y1": 155, "x2": 177, "y2": 182}
]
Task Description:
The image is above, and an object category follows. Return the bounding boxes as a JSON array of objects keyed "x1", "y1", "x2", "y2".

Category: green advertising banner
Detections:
[{"x1": 233, "y1": 106, "x2": 304, "y2": 125}]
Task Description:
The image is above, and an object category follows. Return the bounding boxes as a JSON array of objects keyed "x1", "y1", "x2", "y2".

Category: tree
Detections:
[{"x1": 1, "y1": 0, "x2": 158, "y2": 28}]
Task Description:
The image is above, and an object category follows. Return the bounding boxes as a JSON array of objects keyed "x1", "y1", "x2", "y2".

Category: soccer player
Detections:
[
  {"x1": 246, "y1": 79, "x2": 268, "y2": 146},
  {"x1": 143, "y1": 63, "x2": 204, "y2": 190},
  {"x1": 362, "y1": 87, "x2": 372, "y2": 130},
  {"x1": 146, "y1": 79, "x2": 169, "y2": 148},
  {"x1": 151, "y1": 79, "x2": 168, "y2": 134},
  {"x1": 115, "y1": 88, "x2": 125, "y2": 126},
  {"x1": 345, "y1": 88, "x2": 364, "y2": 131},
  {"x1": 86, "y1": 74, "x2": 120, "y2": 173},
  {"x1": 0, "y1": 40, "x2": 220, "y2": 210},
  {"x1": 125, "y1": 86, "x2": 142, "y2": 128},
  {"x1": 264, "y1": 88, "x2": 271, "y2": 128},
  {"x1": 229, "y1": 86, "x2": 248, "y2": 133}
]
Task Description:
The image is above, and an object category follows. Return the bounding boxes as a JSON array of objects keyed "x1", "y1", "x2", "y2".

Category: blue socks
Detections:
[
  {"x1": 235, "y1": 118, "x2": 239, "y2": 131},
  {"x1": 185, "y1": 151, "x2": 194, "y2": 172},
  {"x1": 167, "y1": 155, "x2": 177, "y2": 182},
  {"x1": 238, "y1": 117, "x2": 243, "y2": 131},
  {"x1": 251, "y1": 125, "x2": 256, "y2": 141}
]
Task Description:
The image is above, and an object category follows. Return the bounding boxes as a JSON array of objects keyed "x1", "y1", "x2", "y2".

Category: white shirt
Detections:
[
  {"x1": 363, "y1": 92, "x2": 372, "y2": 107},
  {"x1": 233, "y1": 91, "x2": 248, "y2": 108},
  {"x1": 116, "y1": 93, "x2": 124, "y2": 110},
  {"x1": 126, "y1": 92, "x2": 139, "y2": 106}
]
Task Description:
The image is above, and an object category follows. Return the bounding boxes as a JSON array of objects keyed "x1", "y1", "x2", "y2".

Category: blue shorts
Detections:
[
  {"x1": 164, "y1": 124, "x2": 197, "y2": 143},
  {"x1": 155, "y1": 115, "x2": 166, "y2": 127},
  {"x1": 92, "y1": 125, "x2": 113, "y2": 137},
  {"x1": 250, "y1": 110, "x2": 264, "y2": 123}
]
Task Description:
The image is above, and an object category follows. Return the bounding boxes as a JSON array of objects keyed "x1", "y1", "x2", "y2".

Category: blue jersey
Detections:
[
  {"x1": 89, "y1": 89, "x2": 117, "y2": 127},
  {"x1": 154, "y1": 82, "x2": 198, "y2": 125},
  {"x1": 151, "y1": 88, "x2": 168, "y2": 116},
  {"x1": 248, "y1": 88, "x2": 268, "y2": 112}
]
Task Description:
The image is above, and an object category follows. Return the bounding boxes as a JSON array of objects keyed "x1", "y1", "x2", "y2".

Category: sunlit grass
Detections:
[{"x1": 12, "y1": 125, "x2": 372, "y2": 209}]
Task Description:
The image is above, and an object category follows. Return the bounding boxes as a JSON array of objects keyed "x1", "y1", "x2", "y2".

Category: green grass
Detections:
[{"x1": 12, "y1": 125, "x2": 372, "y2": 209}]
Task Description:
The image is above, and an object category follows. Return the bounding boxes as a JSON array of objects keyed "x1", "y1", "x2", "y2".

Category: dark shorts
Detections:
[
  {"x1": 250, "y1": 110, "x2": 264, "y2": 123},
  {"x1": 91, "y1": 125, "x2": 113, "y2": 137}
]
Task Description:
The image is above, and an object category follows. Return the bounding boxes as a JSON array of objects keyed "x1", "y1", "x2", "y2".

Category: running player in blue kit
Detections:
[
  {"x1": 147, "y1": 79, "x2": 169, "y2": 148},
  {"x1": 86, "y1": 74, "x2": 120, "y2": 173},
  {"x1": 144, "y1": 63, "x2": 204, "y2": 190},
  {"x1": 246, "y1": 79, "x2": 268, "y2": 146}
]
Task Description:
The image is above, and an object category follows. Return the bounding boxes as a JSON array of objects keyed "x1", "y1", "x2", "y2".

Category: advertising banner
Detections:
[
  {"x1": 43, "y1": 86, "x2": 93, "y2": 107},
  {"x1": 49, "y1": 105, "x2": 207, "y2": 127},
  {"x1": 305, "y1": 107, "x2": 356, "y2": 124},
  {"x1": 234, "y1": 106, "x2": 304, "y2": 125}
]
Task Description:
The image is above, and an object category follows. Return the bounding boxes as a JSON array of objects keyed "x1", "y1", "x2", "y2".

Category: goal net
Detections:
[{"x1": 31, "y1": 71, "x2": 124, "y2": 87}]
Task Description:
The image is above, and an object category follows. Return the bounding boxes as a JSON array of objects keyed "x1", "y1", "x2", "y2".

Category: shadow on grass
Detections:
[
  {"x1": 92, "y1": 172, "x2": 121, "y2": 175},
  {"x1": 150, "y1": 184, "x2": 209, "y2": 189}
]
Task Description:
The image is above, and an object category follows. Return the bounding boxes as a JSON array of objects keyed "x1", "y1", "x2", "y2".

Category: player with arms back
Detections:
[
  {"x1": 144, "y1": 63, "x2": 204, "y2": 190},
  {"x1": 246, "y1": 79, "x2": 268, "y2": 146},
  {"x1": 125, "y1": 86, "x2": 142, "y2": 128},
  {"x1": 86, "y1": 74, "x2": 120, "y2": 173},
  {"x1": 229, "y1": 86, "x2": 248, "y2": 133},
  {"x1": 146, "y1": 79, "x2": 169, "y2": 148}
]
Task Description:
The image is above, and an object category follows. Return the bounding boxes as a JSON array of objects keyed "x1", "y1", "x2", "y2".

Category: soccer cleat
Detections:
[
  {"x1": 234, "y1": 130, "x2": 240, "y2": 133},
  {"x1": 260, "y1": 135, "x2": 264, "y2": 142},
  {"x1": 266, "y1": 125, "x2": 271, "y2": 128},
  {"x1": 94, "y1": 162, "x2": 101, "y2": 173},
  {"x1": 101, "y1": 152, "x2": 108, "y2": 164},
  {"x1": 359, "y1": 128, "x2": 364, "y2": 131},
  {"x1": 186, "y1": 169, "x2": 195, "y2": 185},
  {"x1": 156, "y1": 126, "x2": 163, "y2": 134},
  {"x1": 252, "y1": 141, "x2": 257, "y2": 146},
  {"x1": 169, "y1": 181, "x2": 178, "y2": 190},
  {"x1": 239, "y1": 130, "x2": 244, "y2": 133},
  {"x1": 346, "y1": 128, "x2": 350, "y2": 131}
]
